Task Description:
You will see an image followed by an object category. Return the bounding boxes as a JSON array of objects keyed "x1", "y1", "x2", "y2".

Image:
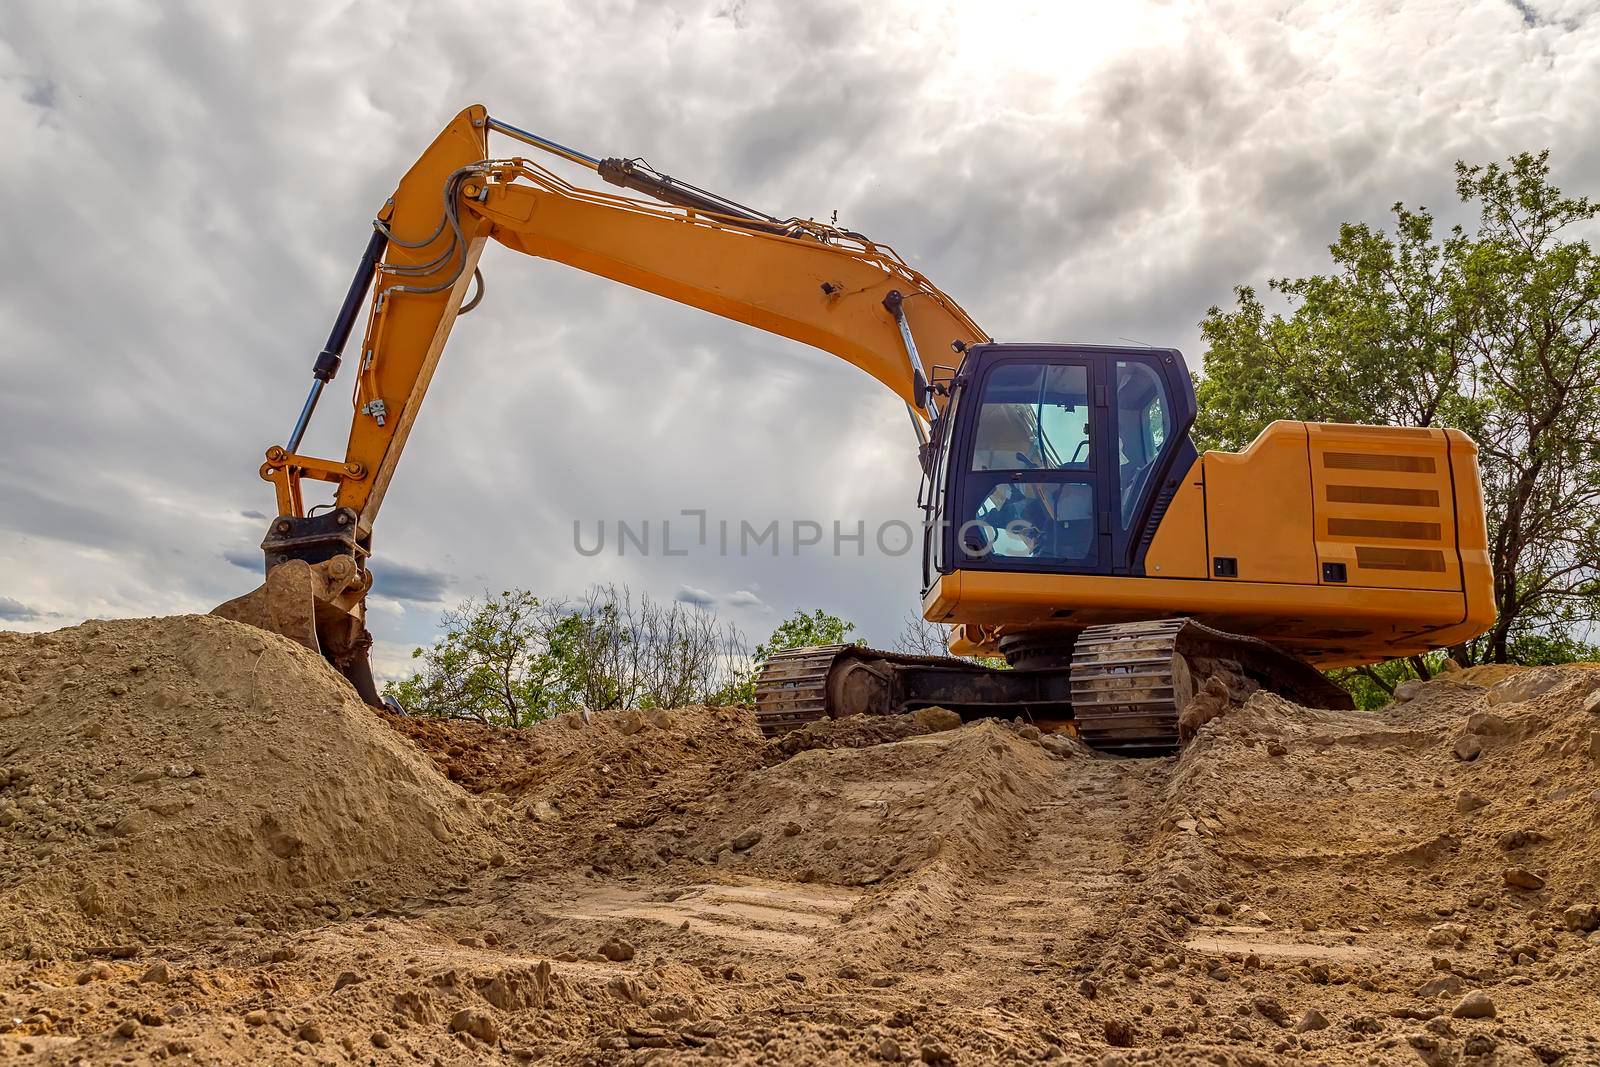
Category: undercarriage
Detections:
[{"x1": 752, "y1": 619, "x2": 1353, "y2": 755}]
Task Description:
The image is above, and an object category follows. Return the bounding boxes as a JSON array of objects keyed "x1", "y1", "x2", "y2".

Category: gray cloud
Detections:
[
  {"x1": 0, "y1": 596, "x2": 41, "y2": 621},
  {"x1": 370, "y1": 560, "x2": 450, "y2": 604},
  {"x1": 674, "y1": 586, "x2": 717, "y2": 608},
  {"x1": 724, "y1": 589, "x2": 770, "y2": 611},
  {"x1": 2, "y1": 0, "x2": 1597, "y2": 664},
  {"x1": 222, "y1": 547, "x2": 261, "y2": 572},
  {"x1": 21, "y1": 76, "x2": 55, "y2": 109}
]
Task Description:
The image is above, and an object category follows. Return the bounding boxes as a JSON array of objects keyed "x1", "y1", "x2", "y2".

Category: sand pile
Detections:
[
  {"x1": 6, "y1": 615, "x2": 1597, "y2": 1064},
  {"x1": 671, "y1": 718, "x2": 1067, "y2": 888},
  {"x1": 1165, "y1": 665, "x2": 1600, "y2": 917},
  {"x1": 1143, "y1": 665, "x2": 1600, "y2": 1063},
  {"x1": 0, "y1": 615, "x2": 492, "y2": 954},
  {"x1": 389, "y1": 703, "x2": 1085, "y2": 892}
]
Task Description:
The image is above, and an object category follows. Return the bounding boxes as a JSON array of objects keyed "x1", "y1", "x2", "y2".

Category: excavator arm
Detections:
[{"x1": 216, "y1": 104, "x2": 987, "y2": 702}]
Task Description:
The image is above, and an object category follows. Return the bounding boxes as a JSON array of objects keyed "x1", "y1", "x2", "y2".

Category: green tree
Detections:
[
  {"x1": 387, "y1": 584, "x2": 750, "y2": 720},
  {"x1": 1196, "y1": 150, "x2": 1600, "y2": 665},
  {"x1": 754, "y1": 608, "x2": 861, "y2": 660},
  {"x1": 383, "y1": 590, "x2": 567, "y2": 727},
  {"x1": 712, "y1": 608, "x2": 862, "y2": 705}
]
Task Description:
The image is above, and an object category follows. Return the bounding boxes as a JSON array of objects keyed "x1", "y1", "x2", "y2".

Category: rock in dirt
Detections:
[
  {"x1": 1393, "y1": 679, "x2": 1425, "y2": 702},
  {"x1": 139, "y1": 961, "x2": 171, "y2": 985},
  {"x1": 1466, "y1": 711, "x2": 1514, "y2": 736},
  {"x1": 599, "y1": 938, "x2": 636, "y2": 962},
  {"x1": 912, "y1": 706, "x2": 961, "y2": 732},
  {"x1": 448, "y1": 1008, "x2": 498, "y2": 1044},
  {"x1": 1295, "y1": 1009, "x2": 1329, "y2": 1033},
  {"x1": 1502, "y1": 867, "x2": 1546, "y2": 890},
  {"x1": 1452, "y1": 735, "x2": 1482, "y2": 761},
  {"x1": 1179, "y1": 676, "x2": 1233, "y2": 740},
  {"x1": 1497, "y1": 828, "x2": 1544, "y2": 851},
  {"x1": 1486, "y1": 668, "x2": 1566, "y2": 706},
  {"x1": 1561, "y1": 904, "x2": 1600, "y2": 932},
  {"x1": 1451, "y1": 990, "x2": 1496, "y2": 1019},
  {"x1": 731, "y1": 828, "x2": 763, "y2": 851},
  {"x1": 1102, "y1": 1018, "x2": 1138, "y2": 1047},
  {"x1": 1455, "y1": 789, "x2": 1488, "y2": 814},
  {"x1": 1040, "y1": 733, "x2": 1081, "y2": 758},
  {"x1": 1252, "y1": 995, "x2": 1290, "y2": 1026},
  {"x1": 1417, "y1": 974, "x2": 1465, "y2": 998}
]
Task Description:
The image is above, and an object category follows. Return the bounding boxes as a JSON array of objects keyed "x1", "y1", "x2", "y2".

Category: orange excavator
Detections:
[{"x1": 216, "y1": 105, "x2": 1495, "y2": 753}]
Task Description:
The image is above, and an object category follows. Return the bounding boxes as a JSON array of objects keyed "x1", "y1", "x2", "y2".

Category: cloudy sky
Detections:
[{"x1": 2, "y1": 0, "x2": 1598, "y2": 677}]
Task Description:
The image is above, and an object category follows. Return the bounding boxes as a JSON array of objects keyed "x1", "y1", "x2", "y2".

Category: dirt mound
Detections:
[
  {"x1": 4, "y1": 618, "x2": 1597, "y2": 1064},
  {"x1": 0, "y1": 616, "x2": 492, "y2": 954},
  {"x1": 674, "y1": 719, "x2": 1061, "y2": 889},
  {"x1": 1153, "y1": 667, "x2": 1600, "y2": 1063}
]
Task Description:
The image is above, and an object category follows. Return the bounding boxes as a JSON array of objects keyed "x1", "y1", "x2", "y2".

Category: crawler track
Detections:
[{"x1": 754, "y1": 620, "x2": 1353, "y2": 754}]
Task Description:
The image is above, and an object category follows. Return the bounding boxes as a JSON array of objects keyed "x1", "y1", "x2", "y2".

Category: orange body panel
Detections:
[
  {"x1": 1307, "y1": 423, "x2": 1461, "y2": 592},
  {"x1": 1203, "y1": 422, "x2": 1317, "y2": 584},
  {"x1": 338, "y1": 106, "x2": 495, "y2": 530},
  {"x1": 933, "y1": 420, "x2": 1495, "y2": 668},
  {"x1": 1142, "y1": 457, "x2": 1207, "y2": 579},
  {"x1": 477, "y1": 183, "x2": 982, "y2": 413}
]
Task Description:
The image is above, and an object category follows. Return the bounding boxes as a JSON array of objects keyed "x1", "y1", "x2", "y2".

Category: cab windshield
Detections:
[{"x1": 963, "y1": 362, "x2": 1096, "y2": 565}]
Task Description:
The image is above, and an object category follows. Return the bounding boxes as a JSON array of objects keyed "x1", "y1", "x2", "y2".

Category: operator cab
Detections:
[{"x1": 922, "y1": 344, "x2": 1198, "y2": 588}]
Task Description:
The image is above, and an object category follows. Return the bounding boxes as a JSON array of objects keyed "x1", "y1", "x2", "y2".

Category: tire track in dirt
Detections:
[{"x1": 881, "y1": 755, "x2": 1180, "y2": 1055}]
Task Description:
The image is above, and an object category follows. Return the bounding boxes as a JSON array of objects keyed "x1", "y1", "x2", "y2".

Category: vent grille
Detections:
[
  {"x1": 1328, "y1": 517, "x2": 1442, "y2": 541},
  {"x1": 1355, "y1": 546, "x2": 1446, "y2": 573},
  {"x1": 1326, "y1": 484, "x2": 1439, "y2": 507},
  {"x1": 1323, "y1": 453, "x2": 1436, "y2": 473},
  {"x1": 1137, "y1": 481, "x2": 1179, "y2": 552}
]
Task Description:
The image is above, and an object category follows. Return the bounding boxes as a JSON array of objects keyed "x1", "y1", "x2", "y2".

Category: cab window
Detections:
[
  {"x1": 969, "y1": 481, "x2": 1095, "y2": 562},
  {"x1": 1115, "y1": 361, "x2": 1170, "y2": 527},
  {"x1": 971, "y1": 364, "x2": 1091, "y2": 471},
  {"x1": 959, "y1": 361, "x2": 1097, "y2": 568}
]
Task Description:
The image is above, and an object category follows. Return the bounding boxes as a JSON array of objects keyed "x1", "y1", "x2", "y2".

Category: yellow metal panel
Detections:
[
  {"x1": 1306, "y1": 423, "x2": 1460, "y2": 592},
  {"x1": 335, "y1": 106, "x2": 493, "y2": 524},
  {"x1": 1445, "y1": 429, "x2": 1497, "y2": 634},
  {"x1": 476, "y1": 179, "x2": 983, "y2": 410},
  {"x1": 1142, "y1": 456, "x2": 1207, "y2": 579},
  {"x1": 923, "y1": 568, "x2": 1488, "y2": 667},
  {"x1": 1203, "y1": 421, "x2": 1317, "y2": 584}
]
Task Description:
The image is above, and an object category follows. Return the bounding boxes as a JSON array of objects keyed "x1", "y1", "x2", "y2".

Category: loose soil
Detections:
[{"x1": 1, "y1": 615, "x2": 1597, "y2": 1065}]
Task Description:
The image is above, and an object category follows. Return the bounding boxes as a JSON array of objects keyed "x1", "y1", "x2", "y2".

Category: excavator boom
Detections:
[{"x1": 217, "y1": 105, "x2": 986, "y2": 700}]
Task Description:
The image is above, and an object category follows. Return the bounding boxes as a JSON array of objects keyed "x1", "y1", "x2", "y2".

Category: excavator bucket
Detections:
[{"x1": 212, "y1": 553, "x2": 383, "y2": 707}]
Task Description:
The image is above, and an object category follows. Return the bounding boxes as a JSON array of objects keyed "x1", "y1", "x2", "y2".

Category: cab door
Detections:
[{"x1": 948, "y1": 355, "x2": 1105, "y2": 572}]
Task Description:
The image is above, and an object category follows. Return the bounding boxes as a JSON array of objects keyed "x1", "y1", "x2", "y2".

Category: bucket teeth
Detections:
[
  {"x1": 213, "y1": 557, "x2": 381, "y2": 706},
  {"x1": 212, "y1": 559, "x2": 324, "y2": 654}
]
